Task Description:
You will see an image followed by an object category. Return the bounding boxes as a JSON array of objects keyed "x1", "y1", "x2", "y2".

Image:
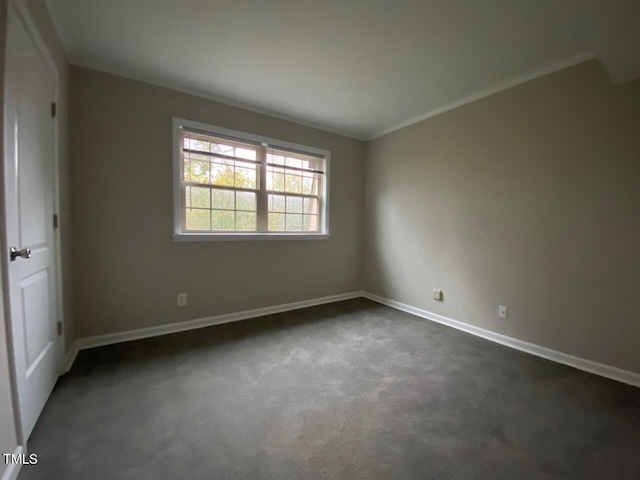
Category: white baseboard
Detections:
[
  {"x1": 1, "y1": 445, "x2": 24, "y2": 480},
  {"x1": 64, "y1": 289, "x2": 639, "y2": 389},
  {"x1": 362, "y1": 292, "x2": 640, "y2": 388},
  {"x1": 64, "y1": 341, "x2": 79, "y2": 373},
  {"x1": 66, "y1": 291, "x2": 365, "y2": 370}
]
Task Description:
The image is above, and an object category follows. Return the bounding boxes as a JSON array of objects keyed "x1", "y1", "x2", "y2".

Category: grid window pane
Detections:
[
  {"x1": 190, "y1": 186, "x2": 211, "y2": 209},
  {"x1": 189, "y1": 161, "x2": 211, "y2": 184},
  {"x1": 267, "y1": 153, "x2": 285, "y2": 165},
  {"x1": 236, "y1": 191, "x2": 256, "y2": 211},
  {"x1": 181, "y1": 129, "x2": 325, "y2": 235},
  {"x1": 268, "y1": 213, "x2": 285, "y2": 231},
  {"x1": 188, "y1": 139, "x2": 210, "y2": 152},
  {"x1": 212, "y1": 210, "x2": 235, "y2": 230},
  {"x1": 211, "y1": 164, "x2": 235, "y2": 187},
  {"x1": 285, "y1": 157, "x2": 303, "y2": 169},
  {"x1": 214, "y1": 157, "x2": 235, "y2": 167},
  {"x1": 183, "y1": 159, "x2": 190, "y2": 182},
  {"x1": 302, "y1": 174, "x2": 321, "y2": 195},
  {"x1": 286, "y1": 196, "x2": 303, "y2": 213},
  {"x1": 303, "y1": 214, "x2": 319, "y2": 231},
  {"x1": 235, "y1": 166, "x2": 257, "y2": 189},
  {"x1": 302, "y1": 176, "x2": 313, "y2": 195},
  {"x1": 267, "y1": 170, "x2": 285, "y2": 192},
  {"x1": 285, "y1": 174, "x2": 302, "y2": 194},
  {"x1": 211, "y1": 142, "x2": 234, "y2": 156},
  {"x1": 303, "y1": 197, "x2": 318, "y2": 214},
  {"x1": 186, "y1": 152, "x2": 211, "y2": 162},
  {"x1": 269, "y1": 194, "x2": 285, "y2": 212},
  {"x1": 286, "y1": 214, "x2": 303, "y2": 231},
  {"x1": 236, "y1": 211, "x2": 256, "y2": 231},
  {"x1": 212, "y1": 189, "x2": 234, "y2": 210},
  {"x1": 235, "y1": 148, "x2": 256, "y2": 160},
  {"x1": 186, "y1": 208, "x2": 210, "y2": 231}
]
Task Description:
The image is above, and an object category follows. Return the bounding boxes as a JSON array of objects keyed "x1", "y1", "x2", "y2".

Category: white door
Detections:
[{"x1": 3, "y1": 6, "x2": 63, "y2": 440}]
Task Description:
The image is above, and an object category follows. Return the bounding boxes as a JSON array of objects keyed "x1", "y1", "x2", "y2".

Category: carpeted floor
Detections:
[{"x1": 19, "y1": 298, "x2": 640, "y2": 479}]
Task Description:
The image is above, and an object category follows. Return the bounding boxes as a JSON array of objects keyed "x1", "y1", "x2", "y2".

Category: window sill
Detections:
[{"x1": 173, "y1": 233, "x2": 331, "y2": 242}]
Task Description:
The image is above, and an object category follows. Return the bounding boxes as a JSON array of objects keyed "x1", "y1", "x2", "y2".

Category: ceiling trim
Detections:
[
  {"x1": 367, "y1": 52, "x2": 597, "y2": 141},
  {"x1": 74, "y1": 52, "x2": 597, "y2": 144},
  {"x1": 73, "y1": 63, "x2": 367, "y2": 141}
]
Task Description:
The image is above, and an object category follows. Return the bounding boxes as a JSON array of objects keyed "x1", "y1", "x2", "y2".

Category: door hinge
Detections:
[
  {"x1": 53, "y1": 214, "x2": 59, "y2": 229},
  {"x1": 51, "y1": 102, "x2": 57, "y2": 118},
  {"x1": 56, "y1": 321, "x2": 63, "y2": 336}
]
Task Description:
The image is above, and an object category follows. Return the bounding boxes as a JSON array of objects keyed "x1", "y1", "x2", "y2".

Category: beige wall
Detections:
[
  {"x1": 69, "y1": 67, "x2": 366, "y2": 338},
  {"x1": 68, "y1": 58, "x2": 640, "y2": 376},
  {"x1": 364, "y1": 60, "x2": 640, "y2": 374}
]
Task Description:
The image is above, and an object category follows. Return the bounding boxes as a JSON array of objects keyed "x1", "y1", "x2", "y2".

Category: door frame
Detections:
[{"x1": 1, "y1": 0, "x2": 66, "y2": 445}]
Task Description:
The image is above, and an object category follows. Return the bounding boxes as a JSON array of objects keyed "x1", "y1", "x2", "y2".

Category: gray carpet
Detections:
[{"x1": 19, "y1": 298, "x2": 640, "y2": 479}]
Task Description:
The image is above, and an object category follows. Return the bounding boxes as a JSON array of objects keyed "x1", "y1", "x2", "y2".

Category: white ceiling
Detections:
[{"x1": 46, "y1": 0, "x2": 640, "y2": 140}]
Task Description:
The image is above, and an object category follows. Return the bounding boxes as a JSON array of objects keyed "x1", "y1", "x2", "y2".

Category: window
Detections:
[{"x1": 173, "y1": 118, "x2": 330, "y2": 240}]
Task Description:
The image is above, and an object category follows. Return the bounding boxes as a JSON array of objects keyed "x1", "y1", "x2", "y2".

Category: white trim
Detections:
[
  {"x1": 71, "y1": 64, "x2": 366, "y2": 140},
  {"x1": 13, "y1": 1, "x2": 59, "y2": 76},
  {"x1": 320, "y1": 145, "x2": 331, "y2": 236},
  {"x1": 68, "y1": 292, "x2": 364, "y2": 360},
  {"x1": 64, "y1": 342, "x2": 79, "y2": 373},
  {"x1": 173, "y1": 233, "x2": 330, "y2": 242},
  {"x1": 362, "y1": 292, "x2": 640, "y2": 389},
  {"x1": 174, "y1": 117, "x2": 332, "y2": 158},
  {"x1": 172, "y1": 117, "x2": 331, "y2": 240},
  {"x1": 64, "y1": 290, "x2": 640, "y2": 389},
  {"x1": 61, "y1": 53, "x2": 598, "y2": 142},
  {"x1": 64, "y1": 53, "x2": 598, "y2": 142},
  {"x1": 1, "y1": 445, "x2": 24, "y2": 480},
  {"x1": 367, "y1": 52, "x2": 597, "y2": 140}
]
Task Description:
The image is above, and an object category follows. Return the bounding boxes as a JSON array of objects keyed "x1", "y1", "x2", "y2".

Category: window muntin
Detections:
[
  {"x1": 266, "y1": 147, "x2": 323, "y2": 233},
  {"x1": 182, "y1": 131, "x2": 260, "y2": 231},
  {"x1": 176, "y1": 121, "x2": 328, "y2": 237}
]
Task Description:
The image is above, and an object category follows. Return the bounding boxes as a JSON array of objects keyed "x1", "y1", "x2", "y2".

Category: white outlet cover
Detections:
[
  {"x1": 177, "y1": 293, "x2": 188, "y2": 307},
  {"x1": 498, "y1": 305, "x2": 508, "y2": 319},
  {"x1": 433, "y1": 289, "x2": 443, "y2": 301}
]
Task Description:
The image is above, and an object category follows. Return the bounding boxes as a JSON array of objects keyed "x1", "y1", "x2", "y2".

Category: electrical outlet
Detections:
[
  {"x1": 498, "y1": 305, "x2": 508, "y2": 319},
  {"x1": 177, "y1": 293, "x2": 187, "y2": 307},
  {"x1": 433, "y1": 289, "x2": 443, "y2": 301}
]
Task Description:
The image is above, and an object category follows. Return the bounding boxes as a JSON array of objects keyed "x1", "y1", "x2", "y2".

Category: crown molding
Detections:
[{"x1": 367, "y1": 52, "x2": 597, "y2": 140}]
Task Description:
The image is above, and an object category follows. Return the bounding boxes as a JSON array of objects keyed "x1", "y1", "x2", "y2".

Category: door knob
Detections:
[{"x1": 10, "y1": 247, "x2": 31, "y2": 261}]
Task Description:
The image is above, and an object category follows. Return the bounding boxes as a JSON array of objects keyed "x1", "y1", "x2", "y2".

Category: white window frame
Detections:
[{"x1": 173, "y1": 118, "x2": 331, "y2": 241}]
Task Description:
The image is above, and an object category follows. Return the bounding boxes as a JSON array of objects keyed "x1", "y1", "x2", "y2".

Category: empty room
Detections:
[{"x1": 1, "y1": 0, "x2": 639, "y2": 479}]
